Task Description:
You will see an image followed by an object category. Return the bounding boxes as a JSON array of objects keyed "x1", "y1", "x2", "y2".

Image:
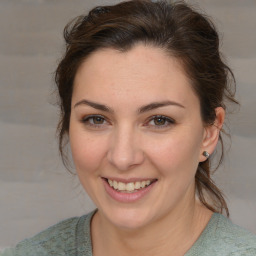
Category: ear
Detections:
[{"x1": 199, "y1": 107, "x2": 225, "y2": 162}]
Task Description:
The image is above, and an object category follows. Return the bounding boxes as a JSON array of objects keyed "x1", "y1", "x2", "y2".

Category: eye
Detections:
[
  {"x1": 91, "y1": 116, "x2": 105, "y2": 124},
  {"x1": 81, "y1": 115, "x2": 109, "y2": 128},
  {"x1": 147, "y1": 115, "x2": 175, "y2": 129}
]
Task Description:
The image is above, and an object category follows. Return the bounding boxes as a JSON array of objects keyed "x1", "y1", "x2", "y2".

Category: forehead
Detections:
[{"x1": 73, "y1": 44, "x2": 199, "y2": 110}]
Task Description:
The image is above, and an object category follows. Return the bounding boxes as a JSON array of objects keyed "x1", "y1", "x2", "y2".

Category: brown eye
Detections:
[
  {"x1": 81, "y1": 115, "x2": 108, "y2": 128},
  {"x1": 147, "y1": 115, "x2": 175, "y2": 129},
  {"x1": 92, "y1": 116, "x2": 104, "y2": 124},
  {"x1": 154, "y1": 117, "x2": 166, "y2": 126}
]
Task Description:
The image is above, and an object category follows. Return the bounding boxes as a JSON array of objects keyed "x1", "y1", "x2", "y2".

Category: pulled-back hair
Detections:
[{"x1": 55, "y1": 0, "x2": 239, "y2": 217}]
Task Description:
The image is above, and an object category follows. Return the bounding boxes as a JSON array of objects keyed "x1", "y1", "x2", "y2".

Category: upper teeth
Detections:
[{"x1": 108, "y1": 179, "x2": 151, "y2": 192}]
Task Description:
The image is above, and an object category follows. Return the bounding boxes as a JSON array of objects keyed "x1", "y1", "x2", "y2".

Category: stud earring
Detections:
[{"x1": 203, "y1": 151, "x2": 210, "y2": 158}]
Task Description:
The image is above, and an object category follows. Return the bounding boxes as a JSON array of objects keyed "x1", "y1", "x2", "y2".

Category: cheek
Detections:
[
  {"x1": 144, "y1": 130, "x2": 202, "y2": 176},
  {"x1": 69, "y1": 127, "x2": 108, "y2": 175}
]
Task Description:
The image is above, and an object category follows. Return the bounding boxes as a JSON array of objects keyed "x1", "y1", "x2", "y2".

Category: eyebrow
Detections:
[
  {"x1": 138, "y1": 101, "x2": 185, "y2": 113},
  {"x1": 74, "y1": 99, "x2": 113, "y2": 113},
  {"x1": 74, "y1": 99, "x2": 185, "y2": 113}
]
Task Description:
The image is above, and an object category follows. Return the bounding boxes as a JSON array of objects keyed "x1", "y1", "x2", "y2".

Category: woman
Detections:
[{"x1": 2, "y1": 0, "x2": 256, "y2": 255}]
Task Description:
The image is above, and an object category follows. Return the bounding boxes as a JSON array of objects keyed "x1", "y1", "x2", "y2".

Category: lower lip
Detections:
[{"x1": 103, "y1": 179, "x2": 157, "y2": 203}]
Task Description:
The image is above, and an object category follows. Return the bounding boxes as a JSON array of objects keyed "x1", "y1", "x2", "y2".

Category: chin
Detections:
[{"x1": 102, "y1": 206, "x2": 155, "y2": 230}]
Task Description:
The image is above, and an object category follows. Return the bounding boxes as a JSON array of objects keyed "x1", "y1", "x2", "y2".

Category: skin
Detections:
[{"x1": 69, "y1": 44, "x2": 225, "y2": 256}]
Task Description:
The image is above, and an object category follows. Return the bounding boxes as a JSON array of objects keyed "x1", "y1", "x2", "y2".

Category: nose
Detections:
[{"x1": 107, "y1": 125, "x2": 145, "y2": 171}]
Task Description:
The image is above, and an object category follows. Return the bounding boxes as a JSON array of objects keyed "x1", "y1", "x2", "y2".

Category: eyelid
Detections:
[
  {"x1": 80, "y1": 114, "x2": 175, "y2": 130},
  {"x1": 81, "y1": 114, "x2": 110, "y2": 128},
  {"x1": 82, "y1": 114, "x2": 106, "y2": 121},
  {"x1": 145, "y1": 115, "x2": 175, "y2": 129}
]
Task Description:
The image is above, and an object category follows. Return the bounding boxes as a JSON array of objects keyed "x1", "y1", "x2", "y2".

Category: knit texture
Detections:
[
  {"x1": 185, "y1": 213, "x2": 256, "y2": 255},
  {"x1": 1, "y1": 211, "x2": 256, "y2": 256}
]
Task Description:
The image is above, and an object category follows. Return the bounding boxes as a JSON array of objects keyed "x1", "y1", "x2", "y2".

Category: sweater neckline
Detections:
[
  {"x1": 78, "y1": 210, "x2": 221, "y2": 256},
  {"x1": 185, "y1": 212, "x2": 221, "y2": 255}
]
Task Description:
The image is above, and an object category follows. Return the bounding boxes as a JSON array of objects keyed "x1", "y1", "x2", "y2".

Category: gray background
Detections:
[{"x1": 0, "y1": 0, "x2": 255, "y2": 249}]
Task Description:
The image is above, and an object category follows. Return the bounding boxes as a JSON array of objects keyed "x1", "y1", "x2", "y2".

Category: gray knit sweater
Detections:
[{"x1": 1, "y1": 211, "x2": 256, "y2": 256}]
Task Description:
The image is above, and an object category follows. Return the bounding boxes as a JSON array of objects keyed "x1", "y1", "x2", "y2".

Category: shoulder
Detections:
[
  {"x1": 214, "y1": 214, "x2": 256, "y2": 253},
  {"x1": 15, "y1": 216, "x2": 81, "y2": 256},
  {"x1": 192, "y1": 213, "x2": 256, "y2": 256},
  {"x1": 1, "y1": 211, "x2": 95, "y2": 256}
]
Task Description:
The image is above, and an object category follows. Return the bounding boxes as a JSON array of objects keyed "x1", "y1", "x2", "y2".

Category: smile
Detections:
[
  {"x1": 102, "y1": 177, "x2": 157, "y2": 203},
  {"x1": 107, "y1": 179, "x2": 154, "y2": 193}
]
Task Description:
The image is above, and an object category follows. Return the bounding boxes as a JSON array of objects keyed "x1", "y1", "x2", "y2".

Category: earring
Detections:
[{"x1": 203, "y1": 151, "x2": 210, "y2": 158}]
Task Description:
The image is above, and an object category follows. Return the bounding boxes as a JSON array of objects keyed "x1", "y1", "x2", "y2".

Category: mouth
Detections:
[{"x1": 103, "y1": 178, "x2": 157, "y2": 193}]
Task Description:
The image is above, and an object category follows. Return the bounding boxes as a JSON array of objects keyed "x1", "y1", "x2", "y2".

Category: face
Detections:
[{"x1": 69, "y1": 44, "x2": 207, "y2": 229}]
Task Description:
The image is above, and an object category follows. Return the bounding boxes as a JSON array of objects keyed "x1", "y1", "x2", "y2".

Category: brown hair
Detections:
[{"x1": 55, "y1": 0, "x2": 239, "y2": 217}]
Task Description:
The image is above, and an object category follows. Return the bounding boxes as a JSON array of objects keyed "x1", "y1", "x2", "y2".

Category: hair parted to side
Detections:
[{"x1": 55, "y1": 0, "x2": 239, "y2": 217}]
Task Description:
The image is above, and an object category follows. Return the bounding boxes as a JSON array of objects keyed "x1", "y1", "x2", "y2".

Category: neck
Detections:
[{"x1": 91, "y1": 191, "x2": 212, "y2": 256}]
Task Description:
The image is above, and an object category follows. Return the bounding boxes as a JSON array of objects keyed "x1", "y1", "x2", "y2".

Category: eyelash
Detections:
[
  {"x1": 146, "y1": 115, "x2": 175, "y2": 129},
  {"x1": 81, "y1": 115, "x2": 175, "y2": 129},
  {"x1": 81, "y1": 115, "x2": 108, "y2": 129}
]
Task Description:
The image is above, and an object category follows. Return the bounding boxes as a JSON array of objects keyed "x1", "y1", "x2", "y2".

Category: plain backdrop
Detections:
[{"x1": 0, "y1": 0, "x2": 255, "y2": 249}]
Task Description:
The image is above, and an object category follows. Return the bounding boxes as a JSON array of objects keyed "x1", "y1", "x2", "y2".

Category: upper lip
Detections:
[{"x1": 102, "y1": 177, "x2": 157, "y2": 183}]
